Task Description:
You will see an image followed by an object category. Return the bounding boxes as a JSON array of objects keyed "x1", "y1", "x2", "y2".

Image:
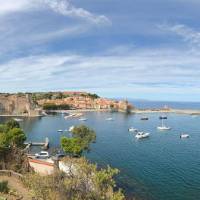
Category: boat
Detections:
[
  {"x1": 157, "y1": 119, "x2": 171, "y2": 130},
  {"x1": 180, "y1": 134, "x2": 190, "y2": 138},
  {"x1": 69, "y1": 126, "x2": 74, "y2": 132},
  {"x1": 79, "y1": 118, "x2": 87, "y2": 121},
  {"x1": 106, "y1": 117, "x2": 113, "y2": 121},
  {"x1": 57, "y1": 130, "x2": 63, "y2": 132},
  {"x1": 140, "y1": 116, "x2": 148, "y2": 120},
  {"x1": 14, "y1": 118, "x2": 23, "y2": 122},
  {"x1": 135, "y1": 132, "x2": 150, "y2": 139},
  {"x1": 159, "y1": 116, "x2": 167, "y2": 120},
  {"x1": 128, "y1": 127, "x2": 138, "y2": 132}
]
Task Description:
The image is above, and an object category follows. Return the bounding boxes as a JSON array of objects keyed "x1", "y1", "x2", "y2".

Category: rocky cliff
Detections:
[{"x1": 0, "y1": 94, "x2": 41, "y2": 116}]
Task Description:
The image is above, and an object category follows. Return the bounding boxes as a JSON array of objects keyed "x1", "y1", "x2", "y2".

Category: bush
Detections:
[
  {"x1": 43, "y1": 103, "x2": 70, "y2": 110},
  {"x1": 0, "y1": 181, "x2": 9, "y2": 193},
  {"x1": 23, "y1": 157, "x2": 125, "y2": 200}
]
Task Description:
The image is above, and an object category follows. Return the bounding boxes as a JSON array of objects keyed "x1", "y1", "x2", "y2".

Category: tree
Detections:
[
  {"x1": 61, "y1": 137, "x2": 82, "y2": 156},
  {"x1": 7, "y1": 128, "x2": 26, "y2": 147},
  {"x1": 6, "y1": 119, "x2": 20, "y2": 130},
  {"x1": 61, "y1": 125, "x2": 96, "y2": 156},
  {"x1": 72, "y1": 125, "x2": 96, "y2": 149}
]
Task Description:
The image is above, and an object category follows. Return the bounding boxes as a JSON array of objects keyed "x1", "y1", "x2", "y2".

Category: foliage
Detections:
[
  {"x1": 61, "y1": 125, "x2": 96, "y2": 156},
  {"x1": 87, "y1": 93, "x2": 100, "y2": 99},
  {"x1": 0, "y1": 120, "x2": 26, "y2": 152},
  {"x1": 7, "y1": 128, "x2": 26, "y2": 147},
  {"x1": 72, "y1": 125, "x2": 96, "y2": 149},
  {"x1": 0, "y1": 181, "x2": 9, "y2": 193},
  {"x1": 43, "y1": 103, "x2": 70, "y2": 110},
  {"x1": 81, "y1": 93, "x2": 100, "y2": 99},
  {"x1": 0, "y1": 121, "x2": 29, "y2": 173},
  {"x1": 23, "y1": 157, "x2": 125, "y2": 200},
  {"x1": 6, "y1": 119, "x2": 20, "y2": 130},
  {"x1": 61, "y1": 137, "x2": 82, "y2": 156}
]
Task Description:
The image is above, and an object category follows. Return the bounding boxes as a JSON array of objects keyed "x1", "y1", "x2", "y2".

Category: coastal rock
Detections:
[{"x1": 0, "y1": 93, "x2": 41, "y2": 116}]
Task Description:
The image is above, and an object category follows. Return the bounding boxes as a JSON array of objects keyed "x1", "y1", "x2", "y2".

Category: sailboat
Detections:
[{"x1": 157, "y1": 119, "x2": 171, "y2": 130}]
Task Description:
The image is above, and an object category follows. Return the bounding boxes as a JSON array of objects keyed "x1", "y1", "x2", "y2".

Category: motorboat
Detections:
[
  {"x1": 79, "y1": 118, "x2": 87, "y2": 121},
  {"x1": 57, "y1": 130, "x2": 63, "y2": 132},
  {"x1": 159, "y1": 116, "x2": 167, "y2": 120},
  {"x1": 180, "y1": 134, "x2": 190, "y2": 138},
  {"x1": 128, "y1": 127, "x2": 138, "y2": 132},
  {"x1": 69, "y1": 126, "x2": 75, "y2": 132},
  {"x1": 157, "y1": 119, "x2": 171, "y2": 130},
  {"x1": 135, "y1": 132, "x2": 150, "y2": 139},
  {"x1": 14, "y1": 118, "x2": 23, "y2": 122},
  {"x1": 106, "y1": 117, "x2": 113, "y2": 121},
  {"x1": 140, "y1": 116, "x2": 148, "y2": 120}
]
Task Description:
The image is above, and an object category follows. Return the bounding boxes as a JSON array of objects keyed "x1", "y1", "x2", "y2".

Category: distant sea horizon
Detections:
[{"x1": 118, "y1": 99, "x2": 200, "y2": 110}]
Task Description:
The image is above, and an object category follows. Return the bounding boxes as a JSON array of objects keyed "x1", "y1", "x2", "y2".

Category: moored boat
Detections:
[
  {"x1": 14, "y1": 118, "x2": 23, "y2": 122},
  {"x1": 79, "y1": 118, "x2": 87, "y2": 121},
  {"x1": 106, "y1": 117, "x2": 113, "y2": 121},
  {"x1": 135, "y1": 132, "x2": 150, "y2": 139},
  {"x1": 128, "y1": 127, "x2": 138, "y2": 132},
  {"x1": 159, "y1": 116, "x2": 167, "y2": 120},
  {"x1": 157, "y1": 119, "x2": 171, "y2": 130},
  {"x1": 180, "y1": 134, "x2": 190, "y2": 138},
  {"x1": 140, "y1": 116, "x2": 148, "y2": 120}
]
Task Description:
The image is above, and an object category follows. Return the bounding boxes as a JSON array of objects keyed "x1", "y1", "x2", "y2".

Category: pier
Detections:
[{"x1": 24, "y1": 137, "x2": 49, "y2": 150}]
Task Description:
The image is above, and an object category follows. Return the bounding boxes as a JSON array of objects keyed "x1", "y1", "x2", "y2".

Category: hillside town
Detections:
[
  {"x1": 0, "y1": 92, "x2": 134, "y2": 116},
  {"x1": 37, "y1": 91, "x2": 133, "y2": 112}
]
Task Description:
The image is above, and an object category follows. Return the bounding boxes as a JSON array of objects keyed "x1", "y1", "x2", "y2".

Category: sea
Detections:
[{"x1": 0, "y1": 100, "x2": 200, "y2": 200}]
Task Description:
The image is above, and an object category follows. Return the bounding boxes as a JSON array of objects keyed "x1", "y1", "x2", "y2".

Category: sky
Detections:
[{"x1": 1, "y1": 0, "x2": 200, "y2": 101}]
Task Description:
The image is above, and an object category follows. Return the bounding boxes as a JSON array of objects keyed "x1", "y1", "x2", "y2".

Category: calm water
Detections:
[
  {"x1": 129, "y1": 99, "x2": 200, "y2": 109},
  {"x1": 1, "y1": 111, "x2": 200, "y2": 200}
]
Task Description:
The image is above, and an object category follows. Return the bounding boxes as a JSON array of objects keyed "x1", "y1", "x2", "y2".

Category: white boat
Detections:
[
  {"x1": 140, "y1": 116, "x2": 148, "y2": 120},
  {"x1": 79, "y1": 118, "x2": 87, "y2": 121},
  {"x1": 106, "y1": 117, "x2": 113, "y2": 121},
  {"x1": 157, "y1": 119, "x2": 171, "y2": 130},
  {"x1": 69, "y1": 126, "x2": 74, "y2": 132},
  {"x1": 14, "y1": 118, "x2": 23, "y2": 122},
  {"x1": 180, "y1": 134, "x2": 190, "y2": 138},
  {"x1": 57, "y1": 130, "x2": 63, "y2": 132},
  {"x1": 135, "y1": 132, "x2": 150, "y2": 139},
  {"x1": 128, "y1": 127, "x2": 137, "y2": 132}
]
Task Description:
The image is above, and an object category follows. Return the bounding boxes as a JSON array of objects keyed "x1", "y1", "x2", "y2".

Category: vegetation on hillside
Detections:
[
  {"x1": 0, "y1": 119, "x2": 29, "y2": 173},
  {"x1": 43, "y1": 103, "x2": 71, "y2": 110},
  {"x1": 24, "y1": 157, "x2": 124, "y2": 200},
  {"x1": 31, "y1": 92, "x2": 100, "y2": 102},
  {"x1": 61, "y1": 125, "x2": 96, "y2": 156}
]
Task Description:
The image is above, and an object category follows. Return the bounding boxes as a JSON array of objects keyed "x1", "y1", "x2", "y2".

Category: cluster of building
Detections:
[{"x1": 37, "y1": 93, "x2": 133, "y2": 112}]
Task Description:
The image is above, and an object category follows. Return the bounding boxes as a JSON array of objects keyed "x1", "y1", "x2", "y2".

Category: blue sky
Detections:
[{"x1": 1, "y1": 0, "x2": 200, "y2": 101}]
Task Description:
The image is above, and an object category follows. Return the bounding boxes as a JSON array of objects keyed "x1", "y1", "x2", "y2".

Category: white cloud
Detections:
[
  {"x1": 0, "y1": 48, "x2": 200, "y2": 100},
  {"x1": 0, "y1": 0, "x2": 110, "y2": 25},
  {"x1": 158, "y1": 23, "x2": 200, "y2": 47},
  {"x1": 0, "y1": 0, "x2": 110, "y2": 56},
  {"x1": 0, "y1": 0, "x2": 34, "y2": 15},
  {"x1": 42, "y1": 0, "x2": 111, "y2": 25}
]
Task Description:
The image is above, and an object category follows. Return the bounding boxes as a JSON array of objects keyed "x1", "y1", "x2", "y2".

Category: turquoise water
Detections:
[{"x1": 1, "y1": 112, "x2": 200, "y2": 200}]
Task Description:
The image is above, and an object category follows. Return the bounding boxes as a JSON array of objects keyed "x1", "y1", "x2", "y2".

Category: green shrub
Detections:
[{"x1": 0, "y1": 181, "x2": 9, "y2": 193}]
